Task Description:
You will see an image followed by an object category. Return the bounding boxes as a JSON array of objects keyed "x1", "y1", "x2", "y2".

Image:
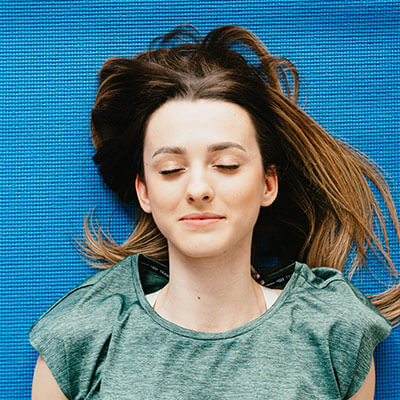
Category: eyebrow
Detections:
[{"x1": 151, "y1": 141, "x2": 246, "y2": 159}]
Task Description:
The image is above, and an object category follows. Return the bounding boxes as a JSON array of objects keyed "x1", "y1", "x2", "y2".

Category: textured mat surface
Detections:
[{"x1": 1, "y1": 1, "x2": 399, "y2": 399}]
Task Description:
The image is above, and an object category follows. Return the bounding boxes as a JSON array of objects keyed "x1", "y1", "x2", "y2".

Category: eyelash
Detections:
[{"x1": 160, "y1": 165, "x2": 239, "y2": 175}]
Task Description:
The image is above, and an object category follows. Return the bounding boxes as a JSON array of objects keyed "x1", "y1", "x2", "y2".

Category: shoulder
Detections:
[
  {"x1": 294, "y1": 262, "x2": 390, "y2": 323},
  {"x1": 293, "y1": 262, "x2": 392, "y2": 400},
  {"x1": 28, "y1": 254, "x2": 139, "y2": 399},
  {"x1": 30, "y1": 254, "x2": 138, "y2": 336}
]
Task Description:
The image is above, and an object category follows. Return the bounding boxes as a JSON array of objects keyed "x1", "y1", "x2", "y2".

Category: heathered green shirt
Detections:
[{"x1": 29, "y1": 253, "x2": 392, "y2": 400}]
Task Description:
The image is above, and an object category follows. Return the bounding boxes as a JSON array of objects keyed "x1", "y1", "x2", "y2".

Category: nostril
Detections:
[{"x1": 186, "y1": 191, "x2": 212, "y2": 201}]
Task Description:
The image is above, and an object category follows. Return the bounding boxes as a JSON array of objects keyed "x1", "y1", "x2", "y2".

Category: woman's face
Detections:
[{"x1": 135, "y1": 99, "x2": 278, "y2": 259}]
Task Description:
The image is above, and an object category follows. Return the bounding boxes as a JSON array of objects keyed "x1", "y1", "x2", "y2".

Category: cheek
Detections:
[
  {"x1": 220, "y1": 174, "x2": 263, "y2": 205},
  {"x1": 146, "y1": 179, "x2": 182, "y2": 232},
  {"x1": 145, "y1": 185, "x2": 174, "y2": 239}
]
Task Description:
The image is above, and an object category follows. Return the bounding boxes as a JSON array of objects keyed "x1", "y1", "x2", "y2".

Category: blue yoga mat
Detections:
[{"x1": 1, "y1": 1, "x2": 399, "y2": 399}]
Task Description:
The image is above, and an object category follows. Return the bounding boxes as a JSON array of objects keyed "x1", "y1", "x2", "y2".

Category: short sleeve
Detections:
[
  {"x1": 29, "y1": 281, "x2": 114, "y2": 399},
  {"x1": 328, "y1": 278, "x2": 393, "y2": 400},
  {"x1": 29, "y1": 287, "x2": 79, "y2": 399}
]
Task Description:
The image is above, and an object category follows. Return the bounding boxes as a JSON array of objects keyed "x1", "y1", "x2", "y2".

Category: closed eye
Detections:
[
  {"x1": 215, "y1": 165, "x2": 239, "y2": 170},
  {"x1": 159, "y1": 165, "x2": 239, "y2": 175},
  {"x1": 159, "y1": 169, "x2": 184, "y2": 175}
]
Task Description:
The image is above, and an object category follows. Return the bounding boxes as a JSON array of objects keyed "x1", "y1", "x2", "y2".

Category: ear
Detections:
[
  {"x1": 135, "y1": 174, "x2": 152, "y2": 214},
  {"x1": 261, "y1": 167, "x2": 278, "y2": 207}
]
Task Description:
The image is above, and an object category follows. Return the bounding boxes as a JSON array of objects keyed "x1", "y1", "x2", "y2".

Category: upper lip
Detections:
[{"x1": 180, "y1": 213, "x2": 225, "y2": 220}]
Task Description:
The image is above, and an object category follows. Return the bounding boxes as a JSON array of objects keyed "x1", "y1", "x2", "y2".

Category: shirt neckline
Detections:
[
  {"x1": 131, "y1": 253, "x2": 304, "y2": 340},
  {"x1": 145, "y1": 285, "x2": 278, "y2": 309}
]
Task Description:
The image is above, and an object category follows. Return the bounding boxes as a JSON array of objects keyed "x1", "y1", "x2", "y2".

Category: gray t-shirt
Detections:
[{"x1": 29, "y1": 253, "x2": 392, "y2": 399}]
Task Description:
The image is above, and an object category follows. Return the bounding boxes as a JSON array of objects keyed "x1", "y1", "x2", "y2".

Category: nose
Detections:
[{"x1": 185, "y1": 165, "x2": 214, "y2": 203}]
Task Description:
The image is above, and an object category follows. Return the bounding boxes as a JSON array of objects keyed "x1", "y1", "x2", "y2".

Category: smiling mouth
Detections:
[{"x1": 180, "y1": 217, "x2": 225, "y2": 226}]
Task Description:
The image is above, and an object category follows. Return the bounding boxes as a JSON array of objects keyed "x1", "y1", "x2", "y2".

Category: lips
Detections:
[
  {"x1": 179, "y1": 213, "x2": 225, "y2": 227},
  {"x1": 180, "y1": 213, "x2": 225, "y2": 220}
]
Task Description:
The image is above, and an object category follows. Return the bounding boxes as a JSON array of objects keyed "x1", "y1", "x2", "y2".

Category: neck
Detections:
[{"x1": 153, "y1": 244, "x2": 267, "y2": 333}]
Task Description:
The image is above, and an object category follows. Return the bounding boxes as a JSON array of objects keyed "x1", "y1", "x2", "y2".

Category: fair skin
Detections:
[
  {"x1": 31, "y1": 98, "x2": 375, "y2": 399},
  {"x1": 137, "y1": 98, "x2": 278, "y2": 333}
]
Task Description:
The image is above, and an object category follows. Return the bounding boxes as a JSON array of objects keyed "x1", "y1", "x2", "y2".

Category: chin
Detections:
[{"x1": 170, "y1": 240, "x2": 231, "y2": 259}]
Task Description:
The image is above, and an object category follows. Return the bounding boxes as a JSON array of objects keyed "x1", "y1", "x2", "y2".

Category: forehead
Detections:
[{"x1": 144, "y1": 99, "x2": 258, "y2": 152}]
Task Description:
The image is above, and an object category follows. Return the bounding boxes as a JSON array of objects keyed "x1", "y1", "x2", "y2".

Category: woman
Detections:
[{"x1": 30, "y1": 24, "x2": 399, "y2": 399}]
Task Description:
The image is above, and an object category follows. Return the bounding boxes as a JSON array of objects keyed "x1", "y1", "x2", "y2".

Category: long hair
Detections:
[{"x1": 75, "y1": 24, "x2": 400, "y2": 327}]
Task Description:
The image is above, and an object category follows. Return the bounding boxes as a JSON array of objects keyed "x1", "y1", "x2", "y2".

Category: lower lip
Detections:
[{"x1": 180, "y1": 218, "x2": 225, "y2": 226}]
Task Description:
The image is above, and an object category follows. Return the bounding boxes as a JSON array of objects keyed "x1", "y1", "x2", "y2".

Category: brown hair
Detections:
[{"x1": 75, "y1": 24, "x2": 400, "y2": 327}]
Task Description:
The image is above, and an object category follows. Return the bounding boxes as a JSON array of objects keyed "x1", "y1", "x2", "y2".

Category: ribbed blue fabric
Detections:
[{"x1": 1, "y1": 1, "x2": 399, "y2": 399}]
